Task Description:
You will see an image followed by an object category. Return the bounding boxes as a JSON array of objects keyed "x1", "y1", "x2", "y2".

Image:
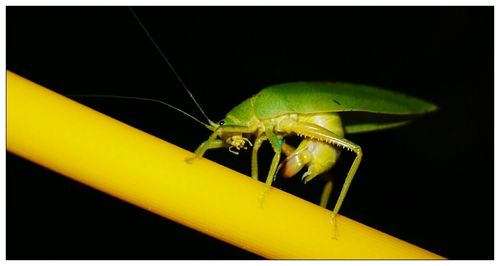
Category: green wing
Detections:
[{"x1": 253, "y1": 82, "x2": 437, "y2": 134}]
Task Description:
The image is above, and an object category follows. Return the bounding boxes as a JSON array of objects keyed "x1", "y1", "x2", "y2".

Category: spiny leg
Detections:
[
  {"x1": 283, "y1": 121, "x2": 363, "y2": 237},
  {"x1": 331, "y1": 143, "x2": 361, "y2": 237}
]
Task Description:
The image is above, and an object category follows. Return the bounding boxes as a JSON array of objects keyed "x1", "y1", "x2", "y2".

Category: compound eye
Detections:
[{"x1": 219, "y1": 120, "x2": 225, "y2": 126}]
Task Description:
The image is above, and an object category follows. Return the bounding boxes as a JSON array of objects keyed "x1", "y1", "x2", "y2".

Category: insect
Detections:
[
  {"x1": 80, "y1": 8, "x2": 438, "y2": 236},
  {"x1": 186, "y1": 82, "x2": 437, "y2": 234}
]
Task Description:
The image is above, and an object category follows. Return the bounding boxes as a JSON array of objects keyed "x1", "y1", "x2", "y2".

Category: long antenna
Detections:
[
  {"x1": 69, "y1": 94, "x2": 210, "y2": 128},
  {"x1": 128, "y1": 7, "x2": 214, "y2": 125}
]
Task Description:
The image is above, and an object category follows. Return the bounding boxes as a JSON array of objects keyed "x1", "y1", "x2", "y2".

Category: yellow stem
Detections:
[{"x1": 6, "y1": 71, "x2": 444, "y2": 259}]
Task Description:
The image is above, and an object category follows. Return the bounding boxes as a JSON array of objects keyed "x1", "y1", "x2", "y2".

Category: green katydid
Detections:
[
  {"x1": 77, "y1": 8, "x2": 438, "y2": 236},
  {"x1": 186, "y1": 82, "x2": 437, "y2": 234}
]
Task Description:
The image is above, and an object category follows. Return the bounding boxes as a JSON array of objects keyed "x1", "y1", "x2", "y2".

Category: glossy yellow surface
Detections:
[{"x1": 6, "y1": 71, "x2": 444, "y2": 259}]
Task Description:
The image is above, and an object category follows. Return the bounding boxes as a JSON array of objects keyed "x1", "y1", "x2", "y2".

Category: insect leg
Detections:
[
  {"x1": 283, "y1": 121, "x2": 363, "y2": 237},
  {"x1": 319, "y1": 175, "x2": 334, "y2": 208},
  {"x1": 258, "y1": 127, "x2": 283, "y2": 206},
  {"x1": 251, "y1": 134, "x2": 267, "y2": 180},
  {"x1": 186, "y1": 131, "x2": 225, "y2": 163},
  {"x1": 188, "y1": 125, "x2": 256, "y2": 162}
]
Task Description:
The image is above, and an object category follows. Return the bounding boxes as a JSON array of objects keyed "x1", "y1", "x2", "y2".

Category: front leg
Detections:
[{"x1": 186, "y1": 130, "x2": 225, "y2": 163}]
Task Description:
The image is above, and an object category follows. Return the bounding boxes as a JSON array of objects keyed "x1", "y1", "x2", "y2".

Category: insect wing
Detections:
[{"x1": 253, "y1": 82, "x2": 437, "y2": 134}]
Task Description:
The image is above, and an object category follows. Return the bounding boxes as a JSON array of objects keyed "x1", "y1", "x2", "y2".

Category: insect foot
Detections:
[
  {"x1": 185, "y1": 156, "x2": 199, "y2": 164},
  {"x1": 331, "y1": 214, "x2": 339, "y2": 239},
  {"x1": 258, "y1": 186, "x2": 271, "y2": 208}
]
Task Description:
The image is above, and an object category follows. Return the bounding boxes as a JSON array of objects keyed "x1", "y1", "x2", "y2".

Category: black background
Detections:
[{"x1": 7, "y1": 6, "x2": 493, "y2": 259}]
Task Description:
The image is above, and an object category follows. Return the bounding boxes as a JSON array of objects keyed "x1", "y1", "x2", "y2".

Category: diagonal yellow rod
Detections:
[{"x1": 6, "y1": 71, "x2": 444, "y2": 259}]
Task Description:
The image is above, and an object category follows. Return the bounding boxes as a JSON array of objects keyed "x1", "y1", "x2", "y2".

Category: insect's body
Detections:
[
  {"x1": 217, "y1": 110, "x2": 347, "y2": 185},
  {"x1": 220, "y1": 106, "x2": 345, "y2": 185},
  {"x1": 191, "y1": 81, "x2": 436, "y2": 236}
]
